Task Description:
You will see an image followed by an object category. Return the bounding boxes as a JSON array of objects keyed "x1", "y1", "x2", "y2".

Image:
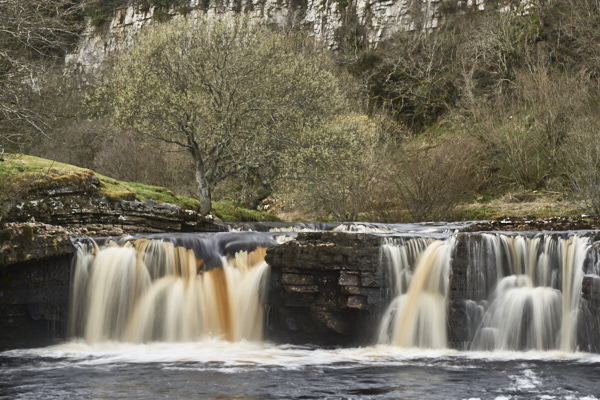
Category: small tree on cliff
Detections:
[{"x1": 104, "y1": 16, "x2": 346, "y2": 214}]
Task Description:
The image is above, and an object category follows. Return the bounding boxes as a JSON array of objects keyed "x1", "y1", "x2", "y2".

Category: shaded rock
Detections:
[
  {"x1": 265, "y1": 232, "x2": 386, "y2": 346},
  {"x1": 6, "y1": 195, "x2": 225, "y2": 235},
  {"x1": 0, "y1": 222, "x2": 75, "y2": 267},
  {"x1": 579, "y1": 275, "x2": 600, "y2": 353}
]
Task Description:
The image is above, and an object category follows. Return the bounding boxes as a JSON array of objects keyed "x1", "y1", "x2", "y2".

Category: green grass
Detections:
[
  {"x1": 0, "y1": 154, "x2": 280, "y2": 221},
  {"x1": 212, "y1": 201, "x2": 281, "y2": 222}
]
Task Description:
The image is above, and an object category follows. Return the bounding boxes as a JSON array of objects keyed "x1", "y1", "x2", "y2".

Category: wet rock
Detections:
[
  {"x1": 579, "y1": 275, "x2": 600, "y2": 352},
  {"x1": 0, "y1": 222, "x2": 74, "y2": 349},
  {"x1": 463, "y1": 216, "x2": 600, "y2": 232},
  {"x1": 5, "y1": 195, "x2": 225, "y2": 235},
  {"x1": 265, "y1": 232, "x2": 386, "y2": 346}
]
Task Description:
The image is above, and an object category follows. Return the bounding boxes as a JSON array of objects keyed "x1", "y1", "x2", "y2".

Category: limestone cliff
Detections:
[{"x1": 67, "y1": 0, "x2": 442, "y2": 73}]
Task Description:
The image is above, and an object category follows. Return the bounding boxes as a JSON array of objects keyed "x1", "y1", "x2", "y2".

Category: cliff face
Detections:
[
  {"x1": 67, "y1": 0, "x2": 442, "y2": 73},
  {"x1": 0, "y1": 223, "x2": 74, "y2": 349}
]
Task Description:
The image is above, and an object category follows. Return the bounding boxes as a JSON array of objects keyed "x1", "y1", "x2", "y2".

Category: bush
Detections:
[
  {"x1": 285, "y1": 113, "x2": 395, "y2": 221},
  {"x1": 391, "y1": 135, "x2": 483, "y2": 222},
  {"x1": 563, "y1": 112, "x2": 600, "y2": 214},
  {"x1": 469, "y1": 69, "x2": 589, "y2": 190}
]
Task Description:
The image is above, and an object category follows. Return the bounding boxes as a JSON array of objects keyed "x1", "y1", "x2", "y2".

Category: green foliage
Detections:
[
  {"x1": 102, "y1": 16, "x2": 346, "y2": 214},
  {"x1": 152, "y1": 9, "x2": 170, "y2": 22},
  {"x1": 85, "y1": 0, "x2": 125, "y2": 27},
  {"x1": 149, "y1": 0, "x2": 175, "y2": 7},
  {"x1": 211, "y1": 201, "x2": 281, "y2": 222},
  {"x1": 287, "y1": 113, "x2": 396, "y2": 221},
  {"x1": 120, "y1": 182, "x2": 200, "y2": 209},
  {"x1": 0, "y1": 154, "x2": 201, "y2": 211},
  {"x1": 354, "y1": 28, "x2": 460, "y2": 131}
]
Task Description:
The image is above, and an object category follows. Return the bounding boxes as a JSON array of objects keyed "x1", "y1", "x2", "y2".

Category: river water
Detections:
[
  {"x1": 3, "y1": 223, "x2": 600, "y2": 398},
  {"x1": 1, "y1": 340, "x2": 599, "y2": 399}
]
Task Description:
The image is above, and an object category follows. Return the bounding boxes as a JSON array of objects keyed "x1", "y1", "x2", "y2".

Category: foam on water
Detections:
[{"x1": 5, "y1": 341, "x2": 600, "y2": 370}]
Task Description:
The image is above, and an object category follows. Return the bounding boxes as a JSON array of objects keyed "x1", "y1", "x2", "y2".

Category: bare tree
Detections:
[
  {"x1": 391, "y1": 136, "x2": 482, "y2": 222},
  {"x1": 0, "y1": 0, "x2": 85, "y2": 151}
]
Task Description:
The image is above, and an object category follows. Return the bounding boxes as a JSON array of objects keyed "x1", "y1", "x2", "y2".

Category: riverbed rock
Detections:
[
  {"x1": 265, "y1": 232, "x2": 388, "y2": 346},
  {"x1": 6, "y1": 196, "x2": 225, "y2": 235},
  {"x1": 0, "y1": 223, "x2": 74, "y2": 349}
]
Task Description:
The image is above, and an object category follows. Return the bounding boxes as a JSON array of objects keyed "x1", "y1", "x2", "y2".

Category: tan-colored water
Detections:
[
  {"x1": 378, "y1": 238, "x2": 455, "y2": 348},
  {"x1": 69, "y1": 240, "x2": 270, "y2": 344}
]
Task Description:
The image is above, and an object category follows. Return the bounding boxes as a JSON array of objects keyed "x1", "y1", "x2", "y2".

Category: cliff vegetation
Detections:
[
  {"x1": 1, "y1": 1, "x2": 598, "y2": 222},
  {"x1": 0, "y1": 154, "x2": 280, "y2": 223}
]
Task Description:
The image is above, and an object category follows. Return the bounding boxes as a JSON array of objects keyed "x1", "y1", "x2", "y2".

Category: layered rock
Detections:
[
  {"x1": 9, "y1": 196, "x2": 223, "y2": 235},
  {"x1": 265, "y1": 231, "x2": 387, "y2": 346},
  {"x1": 67, "y1": 0, "x2": 442, "y2": 74},
  {"x1": 5, "y1": 173, "x2": 225, "y2": 236},
  {"x1": 0, "y1": 223, "x2": 74, "y2": 349}
]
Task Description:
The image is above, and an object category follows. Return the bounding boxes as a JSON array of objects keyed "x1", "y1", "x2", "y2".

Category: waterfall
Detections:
[
  {"x1": 469, "y1": 234, "x2": 589, "y2": 352},
  {"x1": 65, "y1": 228, "x2": 596, "y2": 352},
  {"x1": 377, "y1": 237, "x2": 455, "y2": 348},
  {"x1": 68, "y1": 235, "x2": 273, "y2": 343}
]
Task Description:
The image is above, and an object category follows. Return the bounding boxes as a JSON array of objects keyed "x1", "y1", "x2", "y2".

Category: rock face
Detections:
[
  {"x1": 580, "y1": 275, "x2": 600, "y2": 353},
  {"x1": 7, "y1": 194, "x2": 225, "y2": 236},
  {"x1": 265, "y1": 232, "x2": 387, "y2": 346},
  {"x1": 0, "y1": 223, "x2": 75, "y2": 267},
  {"x1": 264, "y1": 231, "x2": 482, "y2": 347},
  {"x1": 67, "y1": 0, "x2": 442, "y2": 74},
  {"x1": 0, "y1": 223, "x2": 75, "y2": 349}
]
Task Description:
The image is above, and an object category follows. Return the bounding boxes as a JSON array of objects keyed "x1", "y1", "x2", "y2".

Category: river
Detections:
[{"x1": 2, "y1": 340, "x2": 600, "y2": 399}]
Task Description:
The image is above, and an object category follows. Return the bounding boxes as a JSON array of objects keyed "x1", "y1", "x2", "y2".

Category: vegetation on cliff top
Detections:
[
  {"x1": 0, "y1": 154, "x2": 280, "y2": 222},
  {"x1": 1, "y1": 1, "x2": 599, "y2": 222}
]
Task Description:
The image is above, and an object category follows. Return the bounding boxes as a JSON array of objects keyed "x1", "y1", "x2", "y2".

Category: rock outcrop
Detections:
[
  {"x1": 68, "y1": 0, "x2": 443, "y2": 74},
  {"x1": 9, "y1": 196, "x2": 224, "y2": 236},
  {"x1": 265, "y1": 231, "x2": 387, "y2": 346},
  {"x1": 0, "y1": 222, "x2": 75, "y2": 268},
  {"x1": 0, "y1": 223, "x2": 74, "y2": 349}
]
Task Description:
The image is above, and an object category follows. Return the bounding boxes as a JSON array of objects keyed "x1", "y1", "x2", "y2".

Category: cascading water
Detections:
[
  {"x1": 377, "y1": 237, "x2": 455, "y2": 348},
  {"x1": 467, "y1": 234, "x2": 589, "y2": 352},
  {"x1": 68, "y1": 233, "x2": 282, "y2": 343},
  {"x1": 3, "y1": 224, "x2": 600, "y2": 400}
]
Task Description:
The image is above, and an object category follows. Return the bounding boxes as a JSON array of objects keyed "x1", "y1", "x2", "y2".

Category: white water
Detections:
[
  {"x1": 69, "y1": 238, "x2": 270, "y2": 343},
  {"x1": 9, "y1": 339, "x2": 600, "y2": 368},
  {"x1": 3, "y1": 340, "x2": 599, "y2": 400},
  {"x1": 470, "y1": 234, "x2": 589, "y2": 352}
]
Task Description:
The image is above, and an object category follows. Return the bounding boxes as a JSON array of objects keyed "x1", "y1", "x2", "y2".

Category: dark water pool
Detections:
[{"x1": 1, "y1": 341, "x2": 599, "y2": 399}]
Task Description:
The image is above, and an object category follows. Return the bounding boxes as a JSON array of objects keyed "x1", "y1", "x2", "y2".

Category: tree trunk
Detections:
[{"x1": 195, "y1": 168, "x2": 212, "y2": 215}]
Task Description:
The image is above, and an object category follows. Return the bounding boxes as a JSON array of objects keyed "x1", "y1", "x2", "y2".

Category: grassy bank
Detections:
[{"x1": 0, "y1": 154, "x2": 280, "y2": 222}]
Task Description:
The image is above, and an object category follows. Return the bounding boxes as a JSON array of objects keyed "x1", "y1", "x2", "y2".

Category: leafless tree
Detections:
[{"x1": 0, "y1": 0, "x2": 85, "y2": 151}]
